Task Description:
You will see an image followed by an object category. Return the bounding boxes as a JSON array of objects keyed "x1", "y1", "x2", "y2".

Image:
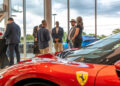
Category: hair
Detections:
[
  {"x1": 76, "y1": 16, "x2": 83, "y2": 28},
  {"x1": 8, "y1": 17, "x2": 14, "y2": 21},
  {"x1": 42, "y1": 20, "x2": 47, "y2": 27},
  {"x1": 56, "y1": 21, "x2": 59, "y2": 27},
  {"x1": 42, "y1": 20, "x2": 46, "y2": 24},
  {"x1": 34, "y1": 26, "x2": 38, "y2": 32},
  {"x1": 56, "y1": 21, "x2": 59, "y2": 24},
  {"x1": 39, "y1": 24, "x2": 42, "y2": 28}
]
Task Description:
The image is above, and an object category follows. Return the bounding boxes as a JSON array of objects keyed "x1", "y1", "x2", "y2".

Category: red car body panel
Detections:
[
  {"x1": 38, "y1": 54, "x2": 57, "y2": 59},
  {"x1": 95, "y1": 65, "x2": 120, "y2": 86},
  {"x1": 0, "y1": 58, "x2": 107, "y2": 86}
]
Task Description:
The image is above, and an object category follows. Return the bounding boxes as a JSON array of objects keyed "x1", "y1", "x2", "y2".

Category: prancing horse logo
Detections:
[{"x1": 76, "y1": 71, "x2": 88, "y2": 86}]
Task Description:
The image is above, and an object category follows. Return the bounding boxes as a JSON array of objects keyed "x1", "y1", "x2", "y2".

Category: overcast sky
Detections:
[{"x1": 0, "y1": 0, "x2": 120, "y2": 36}]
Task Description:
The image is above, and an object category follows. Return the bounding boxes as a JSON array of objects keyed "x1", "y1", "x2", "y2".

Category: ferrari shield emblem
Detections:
[{"x1": 76, "y1": 71, "x2": 88, "y2": 86}]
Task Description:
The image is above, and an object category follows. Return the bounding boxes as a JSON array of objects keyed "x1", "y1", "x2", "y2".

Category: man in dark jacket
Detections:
[
  {"x1": 3, "y1": 18, "x2": 21, "y2": 66},
  {"x1": 37, "y1": 20, "x2": 50, "y2": 54},
  {"x1": 52, "y1": 21, "x2": 64, "y2": 52}
]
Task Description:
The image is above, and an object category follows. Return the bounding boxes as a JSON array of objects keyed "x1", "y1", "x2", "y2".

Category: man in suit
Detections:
[
  {"x1": 3, "y1": 18, "x2": 21, "y2": 66},
  {"x1": 52, "y1": 21, "x2": 64, "y2": 52},
  {"x1": 37, "y1": 20, "x2": 50, "y2": 54}
]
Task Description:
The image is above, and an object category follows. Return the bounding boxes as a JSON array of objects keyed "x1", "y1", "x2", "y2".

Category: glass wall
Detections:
[
  {"x1": 97, "y1": 0, "x2": 120, "y2": 36},
  {"x1": 2, "y1": 0, "x2": 120, "y2": 57},
  {"x1": 11, "y1": 0, "x2": 44, "y2": 57},
  {"x1": 25, "y1": 0, "x2": 44, "y2": 57},
  {"x1": 26, "y1": 0, "x2": 44, "y2": 35},
  {"x1": 0, "y1": 0, "x2": 5, "y2": 33},
  {"x1": 52, "y1": 0, "x2": 67, "y2": 31},
  {"x1": 0, "y1": 0, "x2": 4, "y2": 11},
  {"x1": 52, "y1": 0, "x2": 95, "y2": 39},
  {"x1": 70, "y1": 0, "x2": 95, "y2": 35}
]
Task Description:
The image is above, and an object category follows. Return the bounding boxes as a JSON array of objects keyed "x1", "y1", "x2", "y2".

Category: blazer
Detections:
[
  {"x1": 52, "y1": 27, "x2": 64, "y2": 43},
  {"x1": 67, "y1": 26, "x2": 76, "y2": 43},
  {"x1": 3, "y1": 22, "x2": 21, "y2": 44},
  {"x1": 37, "y1": 27, "x2": 50, "y2": 49}
]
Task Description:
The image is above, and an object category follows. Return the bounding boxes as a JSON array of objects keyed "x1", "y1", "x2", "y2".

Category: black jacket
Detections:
[
  {"x1": 3, "y1": 22, "x2": 21, "y2": 44},
  {"x1": 37, "y1": 27, "x2": 50, "y2": 49},
  {"x1": 52, "y1": 27, "x2": 64, "y2": 43}
]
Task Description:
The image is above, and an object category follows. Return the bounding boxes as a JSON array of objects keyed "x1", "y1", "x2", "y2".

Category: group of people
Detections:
[
  {"x1": 1, "y1": 16, "x2": 83, "y2": 66},
  {"x1": 33, "y1": 16, "x2": 84, "y2": 55}
]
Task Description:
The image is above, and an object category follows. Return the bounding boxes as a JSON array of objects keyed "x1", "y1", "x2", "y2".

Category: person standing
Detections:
[
  {"x1": 37, "y1": 20, "x2": 50, "y2": 54},
  {"x1": 52, "y1": 21, "x2": 64, "y2": 52},
  {"x1": 71, "y1": 16, "x2": 84, "y2": 48},
  {"x1": 3, "y1": 18, "x2": 21, "y2": 66},
  {"x1": 67, "y1": 19, "x2": 76, "y2": 48},
  {"x1": 33, "y1": 26, "x2": 40, "y2": 56}
]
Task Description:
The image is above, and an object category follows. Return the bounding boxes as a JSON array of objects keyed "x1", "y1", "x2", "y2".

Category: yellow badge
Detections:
[{"x1": 76, "y1": 71, "x2": 88, "y2": 86}]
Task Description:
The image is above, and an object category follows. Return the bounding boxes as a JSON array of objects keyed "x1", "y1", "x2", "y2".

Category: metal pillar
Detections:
[
  {"x1": 67, "y1": 0, "x2": 70, "y2": 34},
  {"x1": 4, "y1": 0, "x2": 11, "y2": 25},
  {"x1": 23, "y1": 0, "x2": 27, "y2": 57},
  {"x1": 44, "y1": 0, "x2": 52, "y2": 30},
  {"x1": 52, "y1": 14, "x2": 57, "y2": 27},
  {"x1": 44, "y1": 0, "x2": 52, "y2": 53},
  {"x1": 95, "y1": 0, "x2": 97, "y2": 38},
  {"x1": 8, "y1": 0, "x2": 11, "y2": 17}
]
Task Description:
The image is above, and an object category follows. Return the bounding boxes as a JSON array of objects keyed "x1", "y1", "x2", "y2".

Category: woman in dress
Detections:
[
  {"x1": 71, "y1": 16, "x2": 84, "y2": 48},
  {"x1": 33, "y1": 26, "x2": 40, "y2": 56}
]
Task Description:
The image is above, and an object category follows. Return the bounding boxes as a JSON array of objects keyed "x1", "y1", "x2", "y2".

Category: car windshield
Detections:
[{"x1": 64, "y1": 33, "x2": 120, "y2": 65}]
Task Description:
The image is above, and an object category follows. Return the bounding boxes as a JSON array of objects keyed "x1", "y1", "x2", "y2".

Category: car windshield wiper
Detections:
[{"x1": 60, "y1": 51, "x2": 73, "y2": 58}]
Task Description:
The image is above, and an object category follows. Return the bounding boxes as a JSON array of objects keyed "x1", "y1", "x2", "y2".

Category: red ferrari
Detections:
[{"x1": 0, "y1": 33, "x2": 120, "y2": 86}]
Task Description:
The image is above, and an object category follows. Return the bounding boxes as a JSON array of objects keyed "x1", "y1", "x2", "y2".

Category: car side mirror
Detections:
[{"x1": 115, "y1": 61, "x2": 120, "y2": 71}]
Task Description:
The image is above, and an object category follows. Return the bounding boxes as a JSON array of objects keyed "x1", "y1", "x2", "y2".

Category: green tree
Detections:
[
  {"x1": 88, "y1": 33, "x2": 95, "y2": 36},
  {"x1": 63, "y1": 32, "x2": 67, "y2": 42},
  {"x1": 82, "y1": 32, "x2": 87, "y2": 35},
  {"x1": 88, "y1": 33, "x2": 106, "y2": 39},
  {"x1": 21, "y1": 34, "x2": 34, "y2": 43},
  {"x1": 98, "y1": 35, "x2": 107, "y2": 39},
  {"x1": 26, "y1": 34, "x2": 34, "y2": 42},
  {"x1": 112, "y1": 28, "x2": 120, "y2": 34},
  {"x1": 20, "y1": 37, "x2": 24, "y2": 43}
]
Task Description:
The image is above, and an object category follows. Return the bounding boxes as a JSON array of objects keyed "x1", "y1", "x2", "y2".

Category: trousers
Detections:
[
  {"x1": 40, "y1": 47, "x2": 49, "y2": 55},
  {"x1": 8, "y1": 44, "x2": 20, "y2": 65},
  {"x1": 54, "y1": 43, "x2": 63, "y2": 52}
]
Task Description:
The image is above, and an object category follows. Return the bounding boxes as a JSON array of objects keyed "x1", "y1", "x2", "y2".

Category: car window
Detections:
[
  {"x1": 66, "y1": 43, "x2": 120, "y2": 65},
  {"x1": 66, "y1": 38, "x2": 120, "y2": 64},
  {"x1": 66, "y1": 38, "x2": 120, "y2": 58},
  {"x1": 87, "y1": 33, "x2": 120, "y2": 46},
  {"x1": 88, "y1": 38, "x2": 119, "y2": 49}
]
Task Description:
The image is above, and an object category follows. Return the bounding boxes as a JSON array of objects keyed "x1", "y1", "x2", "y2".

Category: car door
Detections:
[{"x1": 95, "y1": 65, "x2": 120, "y2": 86}]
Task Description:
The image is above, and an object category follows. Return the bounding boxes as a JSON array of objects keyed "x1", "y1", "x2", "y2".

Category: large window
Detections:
[
  {"x1": 26, "y1": 0, "x2": 44, "y2": 35},
  {"x1": 52, "y1": 0, "x2": 95, "y2": 36},
  {"x1": 97, "y1": 0, "x2": 120, "y2": 36},
  {"x1": 0, "y1": 0, "x2": 4, "y2": 11},
  {"x1": 11, "y1": 0, "x2": 44, "y2": 57},
  {"x1": 1, "y1": 0, "x2": 120, "y2": 56},
  {"x1": 70, "y1": 0, "x2": 95, "y2": 35},
  {"x1": 52, "y1": 0, "x2": 67, "y2": 31},
  {"x1": 0, "y1": 0, "x2": 5, "y2": 33}
]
